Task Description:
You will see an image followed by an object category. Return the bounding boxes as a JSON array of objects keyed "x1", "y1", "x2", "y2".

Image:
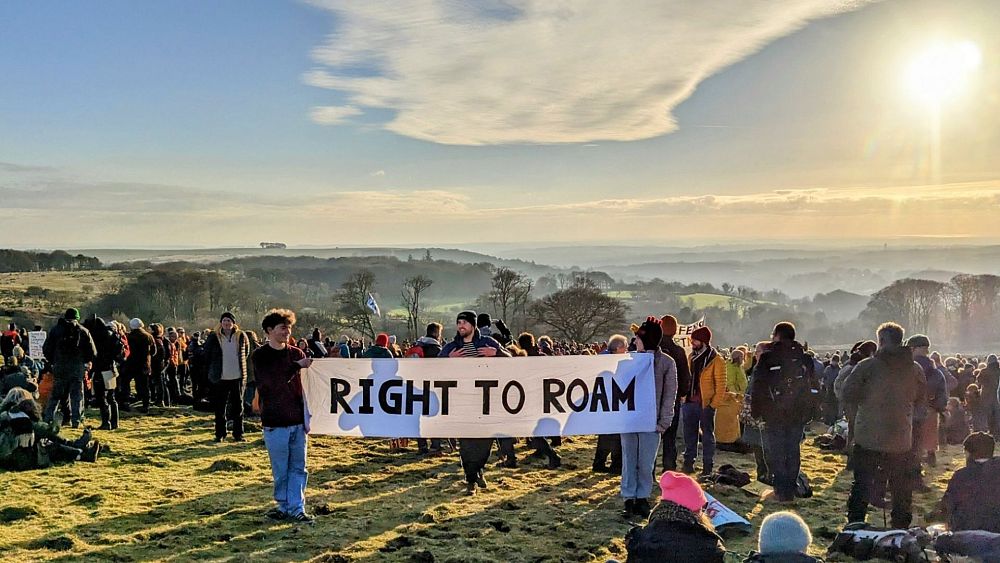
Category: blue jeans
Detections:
[
  {"x1": 763, "y1": 425, "x2": 804, "y2": 499},
  {"x1": 682, "y1": 402, "x2": 716, "y2": 469},
  {"x1": 263, "y1": 424, "x2": 308, "y2": 516},
  {"x1": 620, "y1": 431, "x2": 661, "y2": 499}
]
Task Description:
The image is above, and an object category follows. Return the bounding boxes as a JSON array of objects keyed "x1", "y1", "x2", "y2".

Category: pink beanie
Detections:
[{"x1": 659, "y1": 471, "x2": 707, "y2": 512}]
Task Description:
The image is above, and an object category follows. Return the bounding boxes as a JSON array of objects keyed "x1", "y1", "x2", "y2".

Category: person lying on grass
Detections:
[{"x1": 0, "y1": 387, "x2": 100, "y2": 470}]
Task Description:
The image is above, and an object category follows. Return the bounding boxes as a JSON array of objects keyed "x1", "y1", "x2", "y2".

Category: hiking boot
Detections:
[
  {"x1": 290, "y1": 512, "x2": 315, "y2": 525},
  {"x1": 547, "y1": 455, "x2": 562, "y2": 470},
  {"x1": 592, "y1": 464, "x2": 609, "y2": 473},
  {"x1": 213, "y1": 436, "x2": 225, "y2": 443},
  {"x1": 622, "y1": 499, "x2": 635, "y2": 518},
  {"x1": 633, "y1": 498, "x2": 652, "y2": 519},
  {"x1": 81, "y1": 441, "x2": 102, "y2": 462},
  {"x1": 476, "y1": 476, "x2": 488, "y2": 489},
  {"x1": 465, "y1": 483, "x2": 477, "y2": 496},
  {"x1": 264, "y1": 507, "x2": 287, "y2": 521},
  {"x1": 97, "y1": 423, "x2": 112, "y2": 431},
  {"x1": 681, "y1": 461, "x2": 696, "y2": 474}
]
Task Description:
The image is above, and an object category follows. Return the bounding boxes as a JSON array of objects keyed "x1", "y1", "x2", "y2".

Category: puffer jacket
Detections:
[
  {"x1": 843, "y1": 346, "x2": 926, "y2": 453},
  {"x1": 624, "y1": 501, "x2": 726, "y2": 563},
  {"x1": 689, "y1": 347, "x2": 727, "y2": 408}
]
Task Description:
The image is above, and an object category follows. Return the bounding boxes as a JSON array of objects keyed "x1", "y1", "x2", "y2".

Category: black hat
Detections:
[
  {"x1": 456, "y1": 311, "x2": 477, "y2": 325},
  {"x1": 635, "y1": 316, "x2": 663, "y2": 352},
  {"x1": 220, "y1": 311, "x2": 236, "y2": 323},
  {"x1": 65, "y1": 308, "x2": 81, "y2": 321},
  {"x1": 476, "y1": 313, "x2": 492, "y2": 328}
]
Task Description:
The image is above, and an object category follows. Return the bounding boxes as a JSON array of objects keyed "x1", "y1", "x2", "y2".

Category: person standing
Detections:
[
  {"x1": 843, "y1": 322, "x2": 926, "y2": 528},
  {"x1": 749, "y1": 322, "x2": 819, "y2": 503},
  {"x1": 620, "y1": 317, "x2": 678, "y2": 518},
  {"x1": 121, "y1": 318, "x2": 156, "y2": 413},
  {"x1": 438, "y1": 310, "x2": 511, "y2": 496},
  {"x1": 907, "y1": 335, "x2": 948, "y2": 469},
  {"x1": 593, "y1": 333, "x2": 628, "y2": 473},
  {"x1": 977, "y1": 355, "x2": 1000, "y2": 436},
  {"x1": 716, "y1": 348, "x2": 748, "y2": 448},
  {"x1": 1, "y1": 323, "x2": 21, "y2": 365},
  {"x1": 659, "y1": 315, "x2": 691, "y2": 472},
  {"x1": 42, "y1": 309, "x2": 97, "y2": 428},
  {"x1": 406, "y1": 323, "x2": 445, "y2": 456},
  {"x1": 682, "y1": 325, "x2": 725, "y2": 476},
  {"x1": 87, "y1": 317, "x2": 125, "y2": 431},
  {"x1": 204, "y1": 312, "x2": 251, "y2": 443},
  {"x1": 253, "y1": 309, "x2": 314, "y2": 523}
]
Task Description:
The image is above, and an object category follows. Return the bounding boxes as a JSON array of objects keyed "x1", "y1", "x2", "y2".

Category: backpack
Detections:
[
  {"x1": 766, "y1": 344, "x2": 821, "y2": 425},
  {"x1": 98, "y1": 325, "x2": 125, "y2": 366},
  {"x1": 57, "y1": 323, "x2": 82, "y2": 358}
]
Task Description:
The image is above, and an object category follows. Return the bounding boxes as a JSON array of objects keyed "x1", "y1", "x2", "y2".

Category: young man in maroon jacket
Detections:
[{"x1": 253, "y1": 309, "x2": 314, "y2": 523}]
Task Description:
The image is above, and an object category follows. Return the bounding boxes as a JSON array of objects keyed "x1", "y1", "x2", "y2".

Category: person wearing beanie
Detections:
[
  {"x1": 750, "y1": 322, "x2": 819, "y2": 503},
  {"x1": 745, "y1": 511, "x2": 818, "y2": 562},
  {"x1": 660, "y1": 315, "x2": 691, "y2": 471},
  {"x1": 362, "y1": 334, "x2": 394, "y2": 359},
  {"x1": 682, "y1": 323, "x2": 726, "y2": 476},
  {"x1": 41, "y1": 306, "x2": 97, "y2": 428},
  {"x1": 476, "y1": 313, "x2": 493, "y2": 339},
  {"x1": 203, "y1": 311, "x2": 251, "y2": 442},
  {"x1": 976, "y1": 354, "x2": 1000, "y2": 436},
  {"x1": 438, "y1": 310, "x2": 511, "y2": 496},
  {"x1": 621, "y1": 317, "x2": 678, "y2": 518},
  {"x1": 621, "y1": 470, "x2": 725, "y2": 562}
]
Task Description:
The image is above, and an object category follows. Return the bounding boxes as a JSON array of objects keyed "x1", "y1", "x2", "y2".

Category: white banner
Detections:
[
  {"x1": 302, "y1": 354, "x2": 657, "y2": 438},
  {"x1": 704, "y1": 492, "x2": 752, "y2": 535},
  {"x1": 28, "y1": 331, "x2": 46, "y2": 359},
  {"x1": 673, "y1": 317, "x2": 706, "y2": 353}
]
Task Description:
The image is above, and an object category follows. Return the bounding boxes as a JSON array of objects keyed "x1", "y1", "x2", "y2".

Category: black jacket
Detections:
[
  {"x1": 625, "y1": 501, "x2": 726, "y2": 563},
  {"x1": 943, "y1": 457, "x2": 1000, "y2": 533},
  {"x1": 661, "y1": 337, "x2": 692, "y2": 403},
  {"x1": 42, "y1": 318, "x2": 96, "y2": 369}
]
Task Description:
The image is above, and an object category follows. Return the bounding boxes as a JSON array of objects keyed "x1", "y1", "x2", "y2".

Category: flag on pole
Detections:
[{"x1": 366, "y1": 293, "x2": 381, "y2": 317}]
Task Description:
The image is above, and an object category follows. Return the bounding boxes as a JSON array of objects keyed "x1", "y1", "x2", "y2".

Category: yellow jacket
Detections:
[{"x1": 690, "y1": 349, "x2": 727, "y2": 409}]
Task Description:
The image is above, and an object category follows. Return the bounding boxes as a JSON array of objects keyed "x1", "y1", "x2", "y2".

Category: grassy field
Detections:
[
  {"x1": 0, "y1": 271, "x2": 126, "y2": 326},
  {"x1": 0, "y1": 408, "x2": 964, "y2": 562}
]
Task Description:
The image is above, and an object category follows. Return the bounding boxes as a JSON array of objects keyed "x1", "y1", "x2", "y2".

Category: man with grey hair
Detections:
[
  {"x1": 843, "y1": 322, "x2": 927, "y2": 528},
  {"x1": 592, "y1": 334, "x2": 629, "y2": 473}
]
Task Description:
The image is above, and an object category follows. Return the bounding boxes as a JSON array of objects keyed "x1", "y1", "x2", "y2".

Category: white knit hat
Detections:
[
  {"x1": 129, "y1": 318, "x2": 144, "y2": 330},
  {"x1": 759, "y1": 511, "x2": 811, "y2": 555}
]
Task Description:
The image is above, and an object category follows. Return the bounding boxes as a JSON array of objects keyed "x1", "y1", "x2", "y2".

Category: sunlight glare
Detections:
[{"x1": 904, "y1": 41, "x2": 982, "y2": 106}]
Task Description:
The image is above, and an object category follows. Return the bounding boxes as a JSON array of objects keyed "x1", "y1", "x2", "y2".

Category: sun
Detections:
[{"x1": 904, "y1": 41, "x2": 982, "y2": 106}]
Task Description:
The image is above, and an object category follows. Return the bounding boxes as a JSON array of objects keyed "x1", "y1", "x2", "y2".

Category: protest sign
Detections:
[
  {"x1": 28, "y1": 331, "x2": 46, "y2": 359},
  {"x1": 673, "y1": 317, "x2": 706, "y2": 353},
  {"x1": 302, "y1": 353, "x2": 657, "y2": 438}
]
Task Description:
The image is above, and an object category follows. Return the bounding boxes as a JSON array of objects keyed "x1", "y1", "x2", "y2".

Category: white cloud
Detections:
[
  {"x1": 304, "y1": 0, "x2": 875, "y2": 145},
  {"x1": 309, "y1": 104, "x2": 363, "y2": 125},
  {"x1": 370, "y1": 169, "x2": 386, "y2": 177}
]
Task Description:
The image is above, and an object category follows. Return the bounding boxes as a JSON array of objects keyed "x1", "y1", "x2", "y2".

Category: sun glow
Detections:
[{"x1": 904, "y1": 41, "x2": 982, "y2": 106}]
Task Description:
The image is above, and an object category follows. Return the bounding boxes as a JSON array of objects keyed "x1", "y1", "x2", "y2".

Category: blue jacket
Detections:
[
  {"x1": 438, "y1": 329, "x2": 511, "y2": 357},
  {"x1": 915, "y1": 355, "x2": 948, "y2": 419}
]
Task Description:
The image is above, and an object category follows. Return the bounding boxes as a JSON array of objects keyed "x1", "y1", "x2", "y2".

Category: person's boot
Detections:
[
  {"x1": 80, "y1": 440, "x2": 102, "y2": 462},
  {"x1": 476, "y1": 475, "x2": 488, "y2": 489},
  {"x1": 465, "y1": 483, "x2": 477, "y2": 496},
  {"x1": 71, "y1": 428, "x2": 93, "y2": 450},
  {"x1": 547, "y1": 453, "x2": 562, "y2": 470},
  {"x1": 622, "y1": 499, "x2": 635, "y2": 518},
  {"x1": 634, "y1": 498, "x2": 652, "y2": 518},
  {"x1": 110, "y1": 403, "x2": 119, "y2": 430},
  {"x1": 681, "y1": 461, "x2": 696, "y2": 474},
  {"x1": 700, "y1": 464, "x2": 714, "y2": 477}
]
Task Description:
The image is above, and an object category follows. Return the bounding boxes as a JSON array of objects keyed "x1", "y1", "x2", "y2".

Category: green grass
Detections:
[{"x1": 0, "y1": 409, "x2": 963, "y2": 562}]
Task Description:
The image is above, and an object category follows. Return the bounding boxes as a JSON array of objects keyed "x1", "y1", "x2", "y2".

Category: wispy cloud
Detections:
[
  {"x1": 309, "y1": 105, "x2": 363, "y2": 125},
  {"x1": 304, "y1": 1, "x2": 875, "y2": 145}
]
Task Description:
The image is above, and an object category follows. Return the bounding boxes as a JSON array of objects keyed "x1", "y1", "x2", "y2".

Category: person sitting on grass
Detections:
[
  {"x1": 252, "y1": 309, "x2": 315, "y2": 524},
  {"x1": 744, "y1": 511, "x2": 821, "y2": 562},
  {"x1": 940, "y1": 431, "x2": 1000, "y2": 533},
  {"x1": 617, "y1": 471, "x2": 726, "y2": 562},
  {"x1": 0, "y1": 387, "x2": 100, "y2": 470}
]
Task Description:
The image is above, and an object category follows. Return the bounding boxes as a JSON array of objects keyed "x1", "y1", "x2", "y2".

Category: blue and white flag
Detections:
[{"x1": 366, "y1": 293, "x2": 381, "y2": 317}]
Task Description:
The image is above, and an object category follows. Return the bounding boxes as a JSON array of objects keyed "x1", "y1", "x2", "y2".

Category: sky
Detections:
[{"x1": 1, "y1": 0, "x2": 999, "y2": 248}]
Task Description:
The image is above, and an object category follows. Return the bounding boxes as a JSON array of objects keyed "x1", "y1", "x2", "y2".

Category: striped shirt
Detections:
[{"x1": 460, "y1": 341, "x2": 478, "y2": 357}]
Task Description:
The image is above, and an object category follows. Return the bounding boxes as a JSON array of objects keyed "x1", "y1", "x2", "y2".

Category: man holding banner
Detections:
[{"x1": 439, "y1": 310, "x2": 512, "y2": 496}]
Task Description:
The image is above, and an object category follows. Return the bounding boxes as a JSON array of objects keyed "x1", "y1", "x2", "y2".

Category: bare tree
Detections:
[
  {"x1": 861, "y1": 278, "x2": 946, "y2": 334},
  {"x1": 401, "y1": 274, "x2": 434, "y2": 340},
  {"x1": 489, "y1": 267, "x2": 533, "y2": 330},
  {"x1": 335, "y1": 270, "x2": 378, "y2": 340},
  {"x1": 530, "y1": 279, "x2": 628, "y2": 342}
]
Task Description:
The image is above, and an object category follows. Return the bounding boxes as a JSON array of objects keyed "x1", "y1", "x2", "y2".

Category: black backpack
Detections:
[
  {"x1": 57, "y1": 322, "x2": 82, "y2": 358},
  {"x1": 767, "y1": 343, "x2": 820, "y2": 424}
]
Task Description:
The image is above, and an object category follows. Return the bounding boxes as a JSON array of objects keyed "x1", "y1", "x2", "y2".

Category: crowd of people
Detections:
[{"x1": 3, "y1": 306, "x2": 1000, "y2": 561}]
